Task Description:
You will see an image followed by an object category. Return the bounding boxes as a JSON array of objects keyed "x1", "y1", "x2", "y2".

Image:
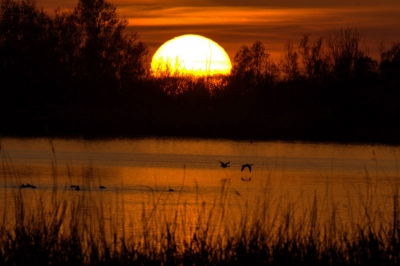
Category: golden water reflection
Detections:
[{"x1": 1, "y1": 137, "x2": 399, "y2": 245}]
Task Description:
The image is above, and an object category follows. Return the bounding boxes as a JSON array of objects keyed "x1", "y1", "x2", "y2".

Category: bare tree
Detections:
[
  {"x1": 327, "y1": 27, "x2": 365, "y2": 81},
  {"x1": 0, "y1": 0, "x2": 58, "y2": 99},
  {"x1": 250, "y1": 41, "x2": 268, "y2": 87},
  {"x1": 231, "y1": 44, "x2": 253, "y2": 92},
  {"x1": 52, "y1": 0, "x2": 148, "y2": 90},
  {"x1": 53, "y1": 8, "x2": 83, "y2": 77},
  {"x1": 380, "y1": 42, "x2": 400, "y2": 81},
  {"x1": 280, "y1": 41, "x2": 300, "y2": 82},
  {"x1": 298, "y1": 34, "x2": 330, "y2": 82},
  {"x1": 231, "y1": 41, "x2": 277, "y2": 93}
]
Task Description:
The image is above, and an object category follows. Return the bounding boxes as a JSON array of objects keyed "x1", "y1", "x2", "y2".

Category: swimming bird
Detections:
[
  {"x1": 70, "y1": 185, "x2": 78, "y2": 188},
  {"x1": 22, "y1": 183, "x2": 36, "y2": 188},
  {"x1": 241, "y1": 164, "x2": 253, "y2": 172},
  {"x1": 75, "y1": 186, "x2": 80, "y2": 191},
  {"x1": 99, "y1": 186, "x2": 105, "y2": 189},
  {"x1": 219, "y1": 161, "x2": 230, "y2": 168}
]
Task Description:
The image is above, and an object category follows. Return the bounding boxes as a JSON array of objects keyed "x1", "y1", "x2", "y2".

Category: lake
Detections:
[{"x1": 1, "y1": 137, "x2": 399, "y2": 239}]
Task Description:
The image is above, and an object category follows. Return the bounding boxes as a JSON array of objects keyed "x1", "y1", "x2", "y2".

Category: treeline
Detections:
[
  {"x1": 0, "y1": 0, "x2": 148, "y2": 100},
  {"x1": 1, "y1": 0, "x2": 400, "y2": 143}
]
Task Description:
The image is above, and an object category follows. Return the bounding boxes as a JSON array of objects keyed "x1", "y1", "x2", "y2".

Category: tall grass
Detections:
[{"x1": 1, "y1": 149, "x2": 400, "y2": 265}]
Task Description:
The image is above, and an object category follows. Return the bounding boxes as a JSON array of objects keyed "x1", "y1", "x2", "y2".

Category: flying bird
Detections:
[
  {"x1": 241, "y1": 177, "x2": 251, "y2": 181},
  {"x1": 241, "y1": 164, "x2": 253, "y2": 172},
  {"x1": 218, "y1": 161, "x2": 230, "y2": 168}
]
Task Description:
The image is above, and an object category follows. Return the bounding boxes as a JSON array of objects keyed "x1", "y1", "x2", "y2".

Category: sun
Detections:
[{"x1": 151, "y1": 34, "x2": 232, "y2": 76}]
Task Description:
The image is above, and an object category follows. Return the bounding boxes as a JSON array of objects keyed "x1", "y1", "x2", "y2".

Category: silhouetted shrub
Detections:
[{"x1": 380, "y1": 43, "x2": 400, "y2": 85}]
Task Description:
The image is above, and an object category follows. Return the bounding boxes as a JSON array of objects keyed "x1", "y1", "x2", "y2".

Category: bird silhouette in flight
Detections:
[
  {"x1": 241, "y1": 164, "x2": 253, "y2": 172},
  {"x1": 241, "y1": 177, "x2": 251, "y2": 181},
  {"x1": 219, "y1": 161, "x2": 230, "y2": 168}
]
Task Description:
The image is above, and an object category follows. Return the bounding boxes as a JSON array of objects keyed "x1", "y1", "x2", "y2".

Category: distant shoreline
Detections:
[{"x1": 1, "y1": 123, "x2": 398, "y2": 146}]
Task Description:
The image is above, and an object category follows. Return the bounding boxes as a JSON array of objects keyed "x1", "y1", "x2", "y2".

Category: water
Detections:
[{"x1": 1, "y1": 137, "x2": 399, "y2": 237}]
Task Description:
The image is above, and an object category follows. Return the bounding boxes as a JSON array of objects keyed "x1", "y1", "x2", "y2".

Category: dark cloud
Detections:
[
  {"x1": 117, "y1": 0, "x2": 398, "y2": 8},
  {"x1": 129, "y1": 5, "x2": 400, "y2": 62},
  {"x1": 35, "y1": 0, "x2": 400, "y2": 63}
]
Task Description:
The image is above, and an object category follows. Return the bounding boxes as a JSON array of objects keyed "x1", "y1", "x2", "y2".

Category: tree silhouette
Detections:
[
  {"x1": 0, "y1": 0, "x2": 149, "y2": 102},
  {"x1": 66, "y1": 0, "x2": 148, "y2": 91},
  {"x1": 327, "y1": 27, "x2": 377, "y2": 82},
  {"x1": 0, "y1": 0, "x2": 57, "y2": 101},
  {"x1": 298, "y1": 34, "x2": 330, "y2": 83},
  {"x1": 280, "y1": 41, "x2": 300, "y2": 82},
  {"x1": 231, "y1": 41, "x2": 278, "y2": 94},
  {"x1": 380, "y1": 42, "x2": 400, "y2": 85}
]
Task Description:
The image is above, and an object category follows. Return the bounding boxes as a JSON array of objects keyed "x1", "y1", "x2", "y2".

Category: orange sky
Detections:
[{"x1": 37, "y1": 0, "x2": 400, "y2": 63}]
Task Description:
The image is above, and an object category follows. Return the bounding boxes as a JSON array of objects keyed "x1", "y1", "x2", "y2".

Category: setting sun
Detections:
[{"x1": 151, "y1": 34, "x2": 232, "y2": 76}]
